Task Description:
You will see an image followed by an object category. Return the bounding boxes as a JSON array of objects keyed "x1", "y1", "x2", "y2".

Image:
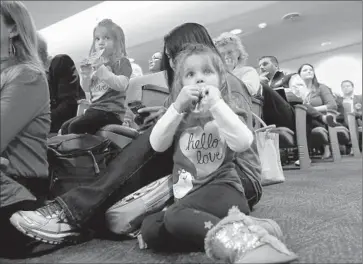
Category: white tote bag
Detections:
[{"x1": 253, "y1": 113, "x2": 285, "y2": 186}]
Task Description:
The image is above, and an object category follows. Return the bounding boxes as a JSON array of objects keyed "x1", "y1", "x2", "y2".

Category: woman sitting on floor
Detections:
[{"x1": 0, "y1": 0, "x2": 50, "y2": 255}]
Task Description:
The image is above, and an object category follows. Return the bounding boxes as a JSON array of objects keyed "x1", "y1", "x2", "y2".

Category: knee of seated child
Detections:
[
  {"x1": 140, "y1": 212, "x2": 166, "y2": 249},
  {"x1": 140, "y1": 215, "x2": 156, "y2": 241},
  {"x1": 163, "y1": 205, "x2": 185, "y2": 235}
]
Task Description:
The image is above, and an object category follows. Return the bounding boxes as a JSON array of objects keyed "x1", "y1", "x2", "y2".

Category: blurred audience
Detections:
[
  {"x1": 37, "y1": 34, "x2": 85, "y2": 134},
  {"x1": 214, "y1": 32, "x2": 260, "y2": 96},
  {"x1": 257, "y1": 56, "x2": 338, "y2": 156}
]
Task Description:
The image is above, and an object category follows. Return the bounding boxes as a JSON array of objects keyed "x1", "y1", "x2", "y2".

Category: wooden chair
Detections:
[
  {"x1": 326, "y1": 109, "x2": 343, "y2": 162},
  {"x1": 251, "y1": 97, "x2": 263, "y2": 130},
  {"x1": 340, "y1": 101, "x2": 361, "y2": 157},
  {"x1": 346, "y1": 112, "x2": 362, "y2": 157},
  {"x1": 251, "y1": 95, "x2": 310, "y2": 170}
]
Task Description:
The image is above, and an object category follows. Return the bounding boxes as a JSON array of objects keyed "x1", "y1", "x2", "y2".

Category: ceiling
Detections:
[
  {"x1": 25, "y1": 1, "x2": 362, "y2": 72},
  {"x1": 26, "y1": 1, "x2": 103, "y2": 29},
  {"x1": 127, "y1": 0, "x2": 362, "y2": 71}
]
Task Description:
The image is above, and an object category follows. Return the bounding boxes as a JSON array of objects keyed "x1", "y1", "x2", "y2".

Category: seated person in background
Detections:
[
  {"x1": 61, "y1": 19, "x2": 132, "y2": 135},
  {"x1": 258, "y1": 56, "x2": 335, "y2": 131},
  {"x1": 148, "y1": 51, "x2": 163, "y2": 73},
  {"x1": 298, "y1": 63, "x2": 337, "y2": 159},
  {"x1": 214, "y1": 32, "x2": 260, "y2": 96},
  {"x1": 0, "y1": 0, "x2": 50, "y2": 254},
  {"x1": 259, "y1": 55, "x2": 307, "y2": 102},
  {"x1": 258, "y1": 56, "x2": 297, "y2": 132},
  {"x1": 37, "y1": 34, "x2": 85, "y2": 134},
  {"x1": 336, "y1": 80, "x2": 362, "y2": 127}
]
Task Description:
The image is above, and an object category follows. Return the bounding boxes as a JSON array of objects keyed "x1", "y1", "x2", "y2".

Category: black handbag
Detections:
[{"x1": 47, "y1": 134, "x2": 120, "y2": 198}]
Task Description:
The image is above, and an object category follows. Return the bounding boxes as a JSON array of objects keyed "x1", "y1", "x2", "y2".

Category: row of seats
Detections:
[{"x1": 76, "y1": 70, "x2": 362, "y2": 172}]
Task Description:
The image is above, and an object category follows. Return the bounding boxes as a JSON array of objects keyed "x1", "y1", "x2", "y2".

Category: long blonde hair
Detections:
[
  {"x1": 89, "y1": 19, "x2": 127, "y2": 62},
  {"x1": 0, "y1": 1, "x2": 44, "y2": 85},
  {"x1": 171, "y1": 43, "x2": 231, "y2": 105}
]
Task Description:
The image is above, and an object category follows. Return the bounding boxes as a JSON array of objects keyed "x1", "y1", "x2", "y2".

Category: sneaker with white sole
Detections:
[{"x1": 10, "y1": 201, "x2": 82, "y2": 245}]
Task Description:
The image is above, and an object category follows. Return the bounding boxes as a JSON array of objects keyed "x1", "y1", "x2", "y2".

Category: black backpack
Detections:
[{"x1": 47, "y1": 134, "x2": 120, "y2": 199}]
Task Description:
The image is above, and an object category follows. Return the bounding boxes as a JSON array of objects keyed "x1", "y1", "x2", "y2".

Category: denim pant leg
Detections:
[
  {"x1": 56, "y1": 126, "x2": 174, "y2": 227},
  {"x1": 234, "y1": 163, "x2": 262, "y2": 210},
  {"x1": 262, "y1": 85, "x2": 296, "y2": 131}
]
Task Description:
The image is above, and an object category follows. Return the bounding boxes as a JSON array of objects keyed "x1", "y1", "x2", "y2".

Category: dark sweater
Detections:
[{"x1": 48, "y1": 54, "x2": 85, "y2": 133}]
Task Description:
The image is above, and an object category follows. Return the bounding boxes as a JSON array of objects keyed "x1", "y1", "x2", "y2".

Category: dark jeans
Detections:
[
  {"x1": 262, "y1": 85, "x2": 324, "y2": 133},
  {"x1": 56, "y1": 126, "x2": 261, "y2": 231},
  {"x1": 141, "y1": 182, "x2": 250, "y2": 252},
  {"x1": 0, "y1": 176, "x2": 51, "y2": 258},
  {"x1": 60, "y1": 108, "x2": 122, "y2": 135},
  {"x1": 262, "y1": 85, "x2": 296, "y2": 131},
  {"x1": 56, "y1": 126, "x2": 174, "y2": 228},
  {"x1": 50, "y1": 102, "x2": 78, "y2": 133}
]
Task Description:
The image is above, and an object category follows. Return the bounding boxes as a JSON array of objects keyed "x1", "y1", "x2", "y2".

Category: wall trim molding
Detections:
[{"x1": 280, "y1": 42, "x2": 362, "y2": 64}]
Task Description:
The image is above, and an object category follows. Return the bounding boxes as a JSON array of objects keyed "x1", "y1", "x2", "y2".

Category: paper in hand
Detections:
[{"x1": 80, "y1": 49, "x2": 105, "y2": 67}]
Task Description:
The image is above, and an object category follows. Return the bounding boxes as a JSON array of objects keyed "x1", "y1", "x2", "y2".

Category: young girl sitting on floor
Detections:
[
  {"x1": 140, "y1": 44, "x2": 297, "y2": 263},
  {"x1": 60, "y1": 19, "x2": 132, "y2": 135}
]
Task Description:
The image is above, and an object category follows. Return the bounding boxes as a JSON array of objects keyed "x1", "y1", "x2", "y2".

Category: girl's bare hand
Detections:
[
  {"x1": 200, "y1": 85, "x2": 222, "y2": 109},
  {"x1": 173, "y1": 85, "x2": 201, "y2": 113}
]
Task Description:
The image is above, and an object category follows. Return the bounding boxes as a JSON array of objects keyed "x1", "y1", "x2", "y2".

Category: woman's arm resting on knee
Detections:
[{"x1": 315, "y1": 85, "x2": 337, "y2": 112}]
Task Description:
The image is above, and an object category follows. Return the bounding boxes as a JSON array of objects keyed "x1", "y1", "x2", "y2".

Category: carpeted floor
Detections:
[{"x1": 1, "y1": 157, "x2": 362, "y2": 263}]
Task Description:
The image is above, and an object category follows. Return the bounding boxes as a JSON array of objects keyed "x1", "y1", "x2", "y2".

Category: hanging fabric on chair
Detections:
[{"x1": 252, "y1": 113, "x2": 285, "y2": 186}]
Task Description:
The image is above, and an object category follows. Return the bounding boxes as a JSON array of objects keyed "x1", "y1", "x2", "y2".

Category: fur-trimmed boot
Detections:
[{"x1": 205, "y1": 207, "x2": 298, "y2": 263}]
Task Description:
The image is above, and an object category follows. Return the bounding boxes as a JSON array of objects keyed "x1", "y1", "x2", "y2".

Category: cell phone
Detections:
[{"x1": 128, "y1": 100, "x2": 150, "y2": 126}]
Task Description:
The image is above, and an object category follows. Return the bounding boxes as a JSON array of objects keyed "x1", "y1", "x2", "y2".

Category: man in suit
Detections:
[{"x1": 337, "y1": 80, "x2": 362, "y2": 127}]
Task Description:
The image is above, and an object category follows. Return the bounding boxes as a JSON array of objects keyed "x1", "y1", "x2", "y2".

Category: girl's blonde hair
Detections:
[
  {"x1": 89, "y1": 19, "x2": 127, "y2": 61},
  {"x1": 214, "y1": 32, "x2": 249, "y2": 66},
  {"x1": 0, "y1": 1, "x2": 44, "y2": 77},
  {"x1": 171, "y1": 43, "x2": 231, "y2": 105}
]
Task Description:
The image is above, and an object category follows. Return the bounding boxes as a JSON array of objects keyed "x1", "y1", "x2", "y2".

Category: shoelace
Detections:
[{"x1": 37, "y1": 202, "x2": 66, "y2": 221}]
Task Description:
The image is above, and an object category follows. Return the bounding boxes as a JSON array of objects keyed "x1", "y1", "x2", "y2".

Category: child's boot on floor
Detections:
[{"x1": 204, "y1": 206, "x2": 298, "y2": 264}]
